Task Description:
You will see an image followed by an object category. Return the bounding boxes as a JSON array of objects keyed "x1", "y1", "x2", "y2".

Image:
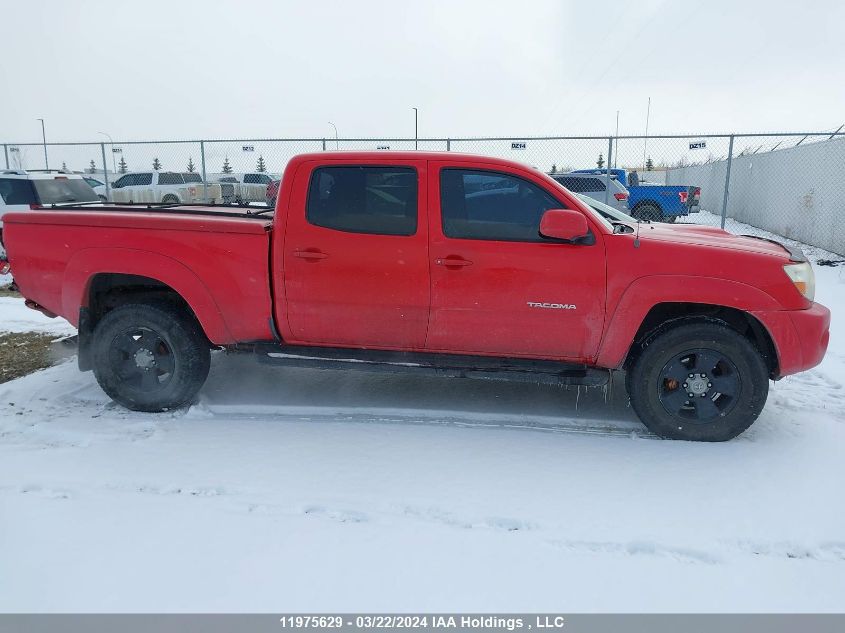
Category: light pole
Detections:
[
  {"x1": 98, "y1": 131, "x2": 116, "y2": 174},
  {"x1": 327, "y1": 122, "x2": 339, "y2": 150},
  {"x1": 614, "y1": 110, "x2": 619, "y2": 168},
  {"x1": 412, "y1": 108, "x2": 418, "y2": 150},
  {"x1": 37, "y1": 118, "x2": 48, "y2": 169}
]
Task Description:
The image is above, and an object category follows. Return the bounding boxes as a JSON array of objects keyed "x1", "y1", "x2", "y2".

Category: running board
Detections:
[{"x1": 248, "y1": 343, "x2": 609, "y2": 387}]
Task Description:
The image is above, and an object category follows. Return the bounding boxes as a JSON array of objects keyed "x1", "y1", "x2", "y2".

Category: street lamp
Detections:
[
  {"x1": 98, "y1": 131, "x2": 117, "y2": 174},
  {"x1": 36, "y1": 118, "x2": 48, "y2": 169},
  {"x1": 327, "y1": 122, "x2": 339, "y2": 150},
  {"x1": 412, "y1": 108, "x2": 418, "y2": 150}
]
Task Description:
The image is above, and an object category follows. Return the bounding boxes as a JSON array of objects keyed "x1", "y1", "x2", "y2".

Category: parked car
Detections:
[
  {"x1": 0, "y1": 170, "x2": 99, "y2": 242},
  {"x1": 110, "y1": 171, "x2": 230, "y2": 204},
  {"x1": 266, "y1": 179, "x2": 280, "y2": 208},
  {"x1": 571, "y1": 168, "x2": 700, "y2": 222},
  {"x1": 83, "y1": 176, "x2": 108, "y2": 201},
  {"x1": 1, "y1": 151, "x2": 829, "y2": 441},
  {"x1": 549, "y1": 172, "x2": 630, "y2": 214},
  {"x1": 208, "y1": 172, "x2": 279, "y2": 205}
]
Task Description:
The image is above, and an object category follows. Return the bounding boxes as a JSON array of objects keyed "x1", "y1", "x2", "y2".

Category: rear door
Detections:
[
  {"x1": 427, "y1": 162, "x2": 607, "y2": 360},
  {"x1": 282, "y1": 159, "x2": 430, "y2": 349}
]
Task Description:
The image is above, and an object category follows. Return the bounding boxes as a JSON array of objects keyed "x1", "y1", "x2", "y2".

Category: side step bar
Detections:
[{"x1": 246, "y1": 343, "x2": 609, "y2": 387}]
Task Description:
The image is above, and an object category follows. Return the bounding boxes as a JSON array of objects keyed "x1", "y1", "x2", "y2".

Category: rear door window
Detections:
[
  {"x1": 306, "y1": 166, "x2": 418, "y2": 236},
  {"x1": 0, "y1": 178, "x2": 37, "y2": 205},
  {"x1": 554, "y1": 176, "x2": 605, "y2": 193},
  {"x1": 157, "y1": 173, "x2": 184, "y2": 185}
]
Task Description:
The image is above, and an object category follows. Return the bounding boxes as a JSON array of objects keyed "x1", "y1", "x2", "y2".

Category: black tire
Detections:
[
  {"x1": 627, "y1": 322, "x2": 769, "y2": 441},
  {"x1": 161, "y1": 194, "x2": 179, "y2": 204},
  {"x1": 635, "y1": 203, "x2": 661, "y2": 222},
  {"x1": 91, "y1": 302, "x2": 211, "y2": 412}
]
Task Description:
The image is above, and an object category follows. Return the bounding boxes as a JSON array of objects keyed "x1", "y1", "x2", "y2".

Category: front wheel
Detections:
[
  {"x1": 627, "y1": 322, "x2": 769, "y2": 441},
  {"x1": 92, "y1": 302, "x2": 211, "y2": 412}
]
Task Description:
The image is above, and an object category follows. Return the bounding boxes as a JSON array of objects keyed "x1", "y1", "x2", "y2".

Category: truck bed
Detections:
[{"x1": 3, "y1": 205, "x2": 275, "y2": 344}]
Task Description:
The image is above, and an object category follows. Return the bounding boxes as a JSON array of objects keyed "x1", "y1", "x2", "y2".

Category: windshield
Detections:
[
  {"x1": 575, "y1": 193, "x2": 637, "y2": 224},
  {"x1": 32, "y1": 177, "x2": 100, "y2": 204}
]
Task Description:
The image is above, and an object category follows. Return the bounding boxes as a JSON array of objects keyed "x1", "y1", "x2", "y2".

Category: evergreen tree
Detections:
[
  {"x1": 222, "y1": 157, "x2": 233, "y2": 174},
  {"x1": 256, "y1": 155, "x2": 266, "y2": 173},
  {"x1": 61, "y1": 161, "x2": 68, "y2": 171},
  {"x1": 645, "y1": 156, "x2": 654, "y2": 171},
  {"x1": 596, "y1": 153, "x2": 605, "y2": 169},
  {"x1": 118, "y1": 156, "x2": 128, "y2": 173},
  {"x1": 550, "y1": 163, "x2": 557, "y2": 174},
  {"x1": 152, "y1": 157, "x2": 162, "y2": 171},
  {"x1": 88, "y1": 160, "x2": 97, "y2": 174},
  {"x1": 187, "y1": 156, "x2": 196, "y2": 172}
]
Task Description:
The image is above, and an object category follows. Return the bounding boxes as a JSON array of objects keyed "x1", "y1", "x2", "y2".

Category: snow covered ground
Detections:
[{"x1": 1, "y1": 215, "x2": 844, "y2": 612}]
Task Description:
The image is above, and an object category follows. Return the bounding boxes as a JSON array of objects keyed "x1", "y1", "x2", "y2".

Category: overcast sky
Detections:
[{"x1": 2, "y1": 0, "x2": 844, "y2": 144}]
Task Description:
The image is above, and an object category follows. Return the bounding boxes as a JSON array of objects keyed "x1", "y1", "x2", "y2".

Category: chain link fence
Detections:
[{"x1": 3, "y1": 131, "x2": 843, "y2": 254}]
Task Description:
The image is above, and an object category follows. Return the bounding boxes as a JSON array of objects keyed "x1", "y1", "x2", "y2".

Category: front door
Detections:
[
  {"x1": 426, "y1": 163, "x2": 606, "y2": 361},
  {"x1": 283, "y1": 160, "x2": 429, "y2": 349}
]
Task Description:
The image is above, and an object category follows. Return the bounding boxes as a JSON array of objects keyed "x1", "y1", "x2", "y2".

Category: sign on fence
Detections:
[
  {"x1": 242, "y1": 145, "x2": 255, "y2": 152},
  {"x1": 511, "y1": 142, "x2": 527, "y2": 150},
  {"x1": 689, "y1": 141, "x2": 706, "y2": 150},
  {"x1": 111, "y1": 147, "x2": 122, "y2": 153},
  {"x1": 376, "y1": 145, "x2": 390, "y2": 150}
]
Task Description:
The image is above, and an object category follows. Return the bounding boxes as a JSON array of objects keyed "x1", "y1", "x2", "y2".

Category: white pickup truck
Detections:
[
  {"x1": 110, "y1": 171, "x2": 230, "y2": 204},
  {"x1": 207, "y1": 172, "x2": 278, "y2": 204}
]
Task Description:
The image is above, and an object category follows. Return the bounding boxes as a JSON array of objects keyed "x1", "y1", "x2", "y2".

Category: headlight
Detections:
[{"x1": 783, "y1": 262, "x2": 815, "y2": 301}]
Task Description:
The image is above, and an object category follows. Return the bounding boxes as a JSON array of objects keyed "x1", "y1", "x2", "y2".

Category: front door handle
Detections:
[
  {"x1": 435, "y1": 256, "x2": 473, "y2": 268},
  {"x1": 294, "y1": 249, "x2": 328, "y2": 261}
]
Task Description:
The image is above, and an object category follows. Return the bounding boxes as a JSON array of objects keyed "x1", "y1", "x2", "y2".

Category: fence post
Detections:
[
  {"x1": 605, "y1": 137, "x2": 613, "y2": 205},
  {"x1": 100, "y1": 143, "x2": 110, "y2": 201},
  {"x1": 3, "y1": 144, "x2": 8, "y2": 169},
  {"x1": 322, "y1": 138, "x2": 326, "y2": 151},
  {"x1": 720, "y1": 134, "x2": 735, "y2": 229},
  {"x1": 200, "y1": 141, "x2": 208, "y2": 202},
  {"x1": 447, "y1": 138, "x2": 451, "y2": 152}
]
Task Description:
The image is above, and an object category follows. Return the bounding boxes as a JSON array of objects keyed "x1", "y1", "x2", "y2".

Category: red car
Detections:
[{"x1": 1, "y1": 152, "x2": 830, "y2": 441}]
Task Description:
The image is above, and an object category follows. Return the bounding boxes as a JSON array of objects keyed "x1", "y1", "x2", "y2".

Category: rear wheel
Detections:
[
  {"x1": 627, "y1": 322, "x2": 769, "y2": 441},
  {"x1": 634, "y1": 203, "x2": 661, "y2": 222},
  {"x1": 92, "y1": 302, "x2": 210, "y2": 412}
]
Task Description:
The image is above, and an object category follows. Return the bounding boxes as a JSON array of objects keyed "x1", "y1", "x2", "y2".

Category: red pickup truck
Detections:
[{"x1": 1, "y1": 152, "x2": 830, "y2": 441}]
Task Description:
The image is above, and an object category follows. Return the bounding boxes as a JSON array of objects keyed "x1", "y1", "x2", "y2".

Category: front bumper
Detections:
[{"x1": 752, "y1": 302, "x2": 831, "y2": 378}]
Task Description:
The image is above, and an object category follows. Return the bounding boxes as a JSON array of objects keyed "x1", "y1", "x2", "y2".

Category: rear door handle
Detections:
[
  {"x1": 435, "y1": 257, "x2": 473, "y2": 268},
  {"x1": 294, "y1": 249, "x2": 328, "y2": 260}
]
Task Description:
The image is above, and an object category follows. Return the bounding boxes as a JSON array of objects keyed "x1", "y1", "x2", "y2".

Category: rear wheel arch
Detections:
[
  {"x1": 79, "y1": 272, "x2": 214, "y2": 371},
  {"x1": 62, "y1": 249, "x2": 234, "y2": 345}
]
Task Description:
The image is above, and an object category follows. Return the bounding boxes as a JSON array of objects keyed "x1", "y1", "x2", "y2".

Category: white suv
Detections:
[{"x1": 0, "y1": 170, "x2": 100, "y2": 237}]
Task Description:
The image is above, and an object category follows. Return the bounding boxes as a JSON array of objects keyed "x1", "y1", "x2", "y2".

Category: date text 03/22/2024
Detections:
[{"x1": 278, "y1": 615, "x2": 567, "y2": 630}]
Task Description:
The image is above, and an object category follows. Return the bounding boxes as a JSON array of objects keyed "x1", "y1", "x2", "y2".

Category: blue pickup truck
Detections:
[{"x1": 571, "y1": 168, "x2": 700, "y2": 222}]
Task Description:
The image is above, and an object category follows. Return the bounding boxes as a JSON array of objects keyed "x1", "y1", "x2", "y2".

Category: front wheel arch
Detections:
[{"x1": 624, "y1": 303, "x2": 779, "y2": 378}]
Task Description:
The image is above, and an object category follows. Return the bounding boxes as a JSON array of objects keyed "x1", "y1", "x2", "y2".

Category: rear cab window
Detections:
[
  {"x1": 31, "y1": 178, "x2": 99, "y2": 204},
  {"x1": 306, "y1": 166, "x2": 418, "y2": 236}
]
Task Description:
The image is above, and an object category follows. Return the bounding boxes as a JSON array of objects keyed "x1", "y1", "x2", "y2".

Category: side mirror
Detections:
[{"x1": 539, "y1": 209, "x2": 590, "y2": 242}]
